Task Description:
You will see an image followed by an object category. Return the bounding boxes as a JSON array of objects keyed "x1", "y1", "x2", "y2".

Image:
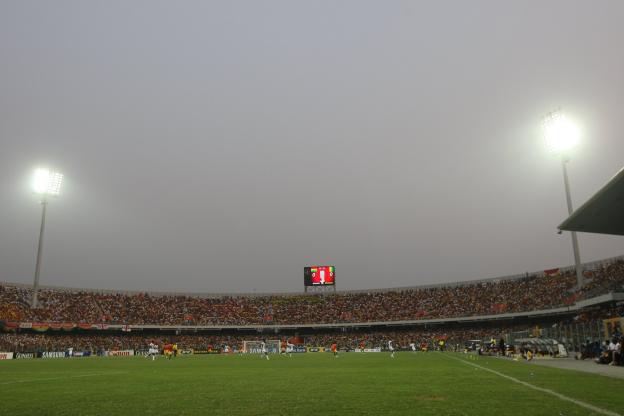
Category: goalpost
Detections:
[{"x1": 242, "y1": 340, "x2": 280, "y2": 354}]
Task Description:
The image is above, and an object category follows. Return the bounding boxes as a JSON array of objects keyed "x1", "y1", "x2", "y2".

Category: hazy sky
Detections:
[{"x1": 1, "y1": 0, "x2": 623, "y2": 293}]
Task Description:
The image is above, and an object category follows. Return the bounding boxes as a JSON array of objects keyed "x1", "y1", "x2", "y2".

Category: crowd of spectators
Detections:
[
  {"x1": 576, "y1": 260, "x2": 624, "y2": 300},
  {"x1": 1, "y1": 259, "x2": 622, "y2": 327}
]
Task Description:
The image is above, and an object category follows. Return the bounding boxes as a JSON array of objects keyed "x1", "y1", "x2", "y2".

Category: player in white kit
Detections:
[
  {"x1": 147, "y1": 342, "x2": 159, "y2": 361},
  {"x1": 286, "y1": 342, "x2": 295, "y2": 358},
  {"x1": 261, "y1": 341, "x2": 269, "y2": 360},
  {"x1": 388, "y1": 340, "x2": 395, "y2": 358},
  {"x1": 410, "y1": 342, "x2": 417, "y2": 352}
]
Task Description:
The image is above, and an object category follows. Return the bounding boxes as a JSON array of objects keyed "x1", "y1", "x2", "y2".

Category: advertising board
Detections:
[{"x1": 107, "y1": 350, "x2": 134, "y2": 357}]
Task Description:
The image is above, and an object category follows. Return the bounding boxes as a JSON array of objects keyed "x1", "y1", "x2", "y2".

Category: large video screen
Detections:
[{"x1": 304, "y1": 266, "x2": 335, "y2": 286}]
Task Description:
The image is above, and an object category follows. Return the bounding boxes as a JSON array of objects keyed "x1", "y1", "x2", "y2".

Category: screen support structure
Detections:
[{"x1": 304, "y1": 285, "x2": 336, "y2": 294}]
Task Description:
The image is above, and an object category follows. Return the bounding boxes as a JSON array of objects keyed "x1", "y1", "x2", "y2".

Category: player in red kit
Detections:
[
  {"x1": 163, "y1": 343, "x2": 173, "y2": 359},
  {"x1": 331, "y1": 342, "x2": 338, "y2": 358}
]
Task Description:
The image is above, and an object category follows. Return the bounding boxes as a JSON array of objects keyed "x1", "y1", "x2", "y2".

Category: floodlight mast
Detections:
[
  {"x1": 542, "y1": 111, "x2": 584, "y2": 288},
  {"x1": 32, "y1": 196, "x2": 48, "y2": 308},
  {"x1": 560, "y1": 156, "x2": 583, "y2": 288},
  {"x1": 31, "y1": 169, "x2": 63, "y2": 308}
]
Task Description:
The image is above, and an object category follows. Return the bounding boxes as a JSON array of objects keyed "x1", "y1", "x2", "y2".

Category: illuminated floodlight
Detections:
[
  {"x1": 543, "y1": 111, "x2": 580, "y2": 154},
  {"x1": 541, "y1": 110, "x2": 584, "y2": 288},
  {"x1": 30, "y1": 167, "x2": 64, "y2": 308},
  {"x1": 32, "y1": 168, "x2": 63, "y2": 196}
]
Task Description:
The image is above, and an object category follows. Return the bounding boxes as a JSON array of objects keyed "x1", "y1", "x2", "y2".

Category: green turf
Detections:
[{"x1": 1, "y1": 352, "x2": 623, "y2": 416}]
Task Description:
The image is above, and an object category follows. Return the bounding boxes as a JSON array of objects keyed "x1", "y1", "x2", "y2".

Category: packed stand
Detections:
[{"x1": 1, "y1": 259, "x2": 623, "y2": 327}]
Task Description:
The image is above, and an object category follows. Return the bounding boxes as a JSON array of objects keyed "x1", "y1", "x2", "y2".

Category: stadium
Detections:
[
  {"x1": 2, "y1": 1, "x2": 624, "y2": 416},
  {"x1": 2, "y1": 254, "x2": 623, "y2": 415}
]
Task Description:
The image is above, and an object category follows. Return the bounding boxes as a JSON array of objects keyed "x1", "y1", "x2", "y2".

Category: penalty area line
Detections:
[
  {"x1": 1, "y1": 371, "x2": 127, "y2": 386},
  {"x1": 441, "y1": 353, "x2": 621, "y2": 416}
]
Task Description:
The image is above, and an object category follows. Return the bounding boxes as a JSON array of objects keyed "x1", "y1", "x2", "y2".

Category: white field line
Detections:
[
  {"x1": 1, "y1": 371, "x2": 127, "y2": 385},
  {"x1": 443, "y1": 353, "x2": 621, "y2": 416}
]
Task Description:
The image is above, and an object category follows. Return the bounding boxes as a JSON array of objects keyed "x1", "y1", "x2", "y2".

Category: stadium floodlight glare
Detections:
[
  {"x1": 32, "y1": 168, "x2": 63, "y2": 196},
  {"x1": 31, "y1": 167, "x2": 63, "y2": 308},
  {"x1": 543, "y1": 111, "x2": 580, "y2": 154},
  {"x1": 542, "y1": 110, "x2": 584, "y2": 288}
]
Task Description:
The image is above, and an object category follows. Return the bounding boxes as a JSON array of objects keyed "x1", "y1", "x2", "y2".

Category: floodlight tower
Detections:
[
  {"x1": 31, "y1": 168, "x2": 63, "y2": 308},
  {"x1": 542, "y1": 111, "x2": 584, "y2": 288}
]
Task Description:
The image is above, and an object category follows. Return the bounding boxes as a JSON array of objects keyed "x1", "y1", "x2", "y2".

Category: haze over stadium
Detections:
[
  {"x1": 2, "y1": 3, "x2": 624, "y2": 416},
  {"x1": 1, "y1": 0, "x2": 623, "y2": 294}
]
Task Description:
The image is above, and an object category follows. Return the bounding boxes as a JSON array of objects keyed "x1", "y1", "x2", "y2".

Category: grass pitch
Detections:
[{"x1": 1, "y1": 352, "x2": 623, "y2": 416}]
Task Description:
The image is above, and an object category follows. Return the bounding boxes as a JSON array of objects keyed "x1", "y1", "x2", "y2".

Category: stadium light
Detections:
[
  {"x1": 543, "y1": 112, "x2": 580, "y2": 154},
  {"x1": 542, "y1": 111, "x2": 584, "y2": 288},
  {"x1": 32, "y1": 168, "x2": 63, "y2": 196},
  {"x1": 31, "y1": 168, "x2": 64, "y2": 308}
]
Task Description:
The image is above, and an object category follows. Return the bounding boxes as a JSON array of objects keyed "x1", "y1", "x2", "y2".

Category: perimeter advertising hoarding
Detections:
[
  {"x1": 14, "y1": 352, "x2": 35, "y2": 359},
  {"x1": 41, "y1": 351, "x2": 65, "y2": 358},
  {"x1": 107, "y1": 350, "x2": 134, "y2": 357},
  {"x1": 304, "y1": 266, "x2": 335, "y2": 286}
]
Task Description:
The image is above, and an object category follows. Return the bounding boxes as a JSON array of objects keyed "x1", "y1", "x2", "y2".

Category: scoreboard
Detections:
[{"x1": 304, "y1": 266, "x2": 335, "y2": 286}]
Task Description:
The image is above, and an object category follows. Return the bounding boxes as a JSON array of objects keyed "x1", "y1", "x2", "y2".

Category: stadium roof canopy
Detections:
[{"x1": 558, "y1": 167, "x2": 624, "y2": 236}]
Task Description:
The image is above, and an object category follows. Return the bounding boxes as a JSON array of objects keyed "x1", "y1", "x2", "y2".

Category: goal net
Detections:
[{"x1": 243, "y1": 340, "x2": 280, "y2": 354}]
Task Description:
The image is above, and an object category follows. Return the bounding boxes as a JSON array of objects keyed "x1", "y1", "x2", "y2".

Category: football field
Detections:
[{"x1": 1, "y1": 352, "x2": 623, "y2": 416}]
